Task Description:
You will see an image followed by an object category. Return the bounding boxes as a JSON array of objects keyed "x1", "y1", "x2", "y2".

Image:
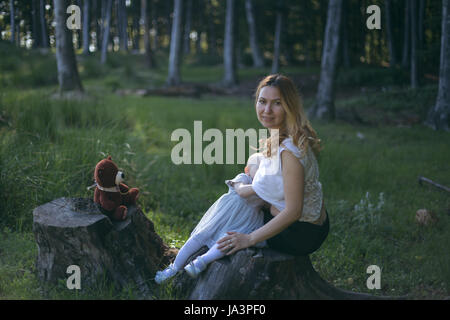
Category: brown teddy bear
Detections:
[{"x1": 92, "y1": 156, "x2": 139, "y2": 221}]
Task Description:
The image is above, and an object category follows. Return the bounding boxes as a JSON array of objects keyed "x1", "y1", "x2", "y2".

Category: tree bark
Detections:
[
  {"x1": 40, "y1": 1, "x2": 49, "y2": 48},
  {"x1": 340, "y1": 0, "x2": 350, "y2": 68},
  {"x1": 9, "y1": 0, "x2": 15, "y2": 44},
  {"x1": 117, "y1": 0, "x2": 128, "y2": 52},
  {"x1": 167, "y1": 0, "x2": 183, "y2": 86},
  {"x1": 245, "y1": 0, "x2": 264, "y2": 68},
  {"x1": 33, "y1": 198, "x2": 171, "y2": 298},
  {"x1": 183, "y1": 0, "x2": 193, "y2": 55},
  {"x1": 425, "y1": 0, "x2": 450, "y2": 131},
  {"x1": 309, "y1": 0, "x2": 343, "y2": 120},
  {"x1": 32, "y1": 0, "x2": 41, "y2": 48},
  {"x1": 53, "y1": 0, "x2": 83, "y2": 93},
  {"x1": 385, "y1": 0, "x2": 398, "y2": 67},
  {"x1": 223, "y1": 0, "x2": 237, "y2": 88},
  {"x1": 411, "y1": 0, "x2": 419, "y2": 88},
  {"x1": 271, "y1": 0, "x2": 284, "y2": 74},
  {"x1": 402, "y1": 0, "x2": 411, "y2": 68},
  {"x1": 100, "y1": 0, "x2": 113, "y2": 64},
  {"x1": 82, "y1": 0, "x2": 90, "y2": 55},
  {"x1": 207, "y1": 0, "x2": 217, "y2": 55},
  {"x1": 141, "y1": 0, "x2": 156, "y2": 68}
]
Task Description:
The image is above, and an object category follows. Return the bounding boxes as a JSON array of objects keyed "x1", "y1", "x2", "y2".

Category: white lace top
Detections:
[{"x1": 252, "y1": 137, "x2": 323, "y2": 223}]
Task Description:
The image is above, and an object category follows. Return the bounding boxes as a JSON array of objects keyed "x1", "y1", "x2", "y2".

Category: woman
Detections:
[{"x1": 217, "y1": 74, "x2": 329, "y2": 256}]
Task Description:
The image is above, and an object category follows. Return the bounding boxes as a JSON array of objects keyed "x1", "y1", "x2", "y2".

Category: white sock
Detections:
[
  {"x1": 172, "y1": 236, "x2": 203, "y2": 271},
  {"x1": 197, "y1": 243, "x2": 225, "y2": 265}
]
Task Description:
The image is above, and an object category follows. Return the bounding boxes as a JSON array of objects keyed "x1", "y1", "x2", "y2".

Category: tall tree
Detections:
[
  {"x1": 385, "y1": 0, "x2": 398, "y2": 67},
  {"x1": 245, "y1": 0, "x2": 264, "y2": 68},
  {"x1": 207, "y1": 0, "x2": 217, "y2": 55},
  {"x1": 410, "y1": 0, "x2": 419, "y2": 88},
  {"x1": 340, "y1": 0, "x2": 350, "y2": 68},
  {"x1": 223, "y1": 0, "x2": 237, "y2": 87},
  {"x1": 32, "y1": 0, "x2": 41, "y2": 48},
  {"x1": 117, "y1": 0, "x2": 128, "y2": 52},
  {"x1": 402, "y1": 0, "x2": 411, "y2": 68},
  {"x1": 53, "y1": 0, "x2": 83, "y2": 92},
  {"x1": 183, "y1": 0, "x2": 193, "y2": 55},
  {"x1": 167, "y1": 0, "x2": 183, "y2": 86},
  {"x1": 141, "y1": 0, "x2": 156, "y2": 68},
  {"x1": 40, "y1": 0, "x2": 49, "y2": 48},
  {"x1": 100, "y1": 0, "x2": 113, "y2": 64},
  {"x1": 9, "y1": 0, "x2": 15, "y2": 44},
  {"x1": 271, "y1": 0, "x2": 284, "y2": 74},
  {"x1": 426, "y1": 0, "x2": 450, "y2": 131},
  {"x1": 309, "y1": 0, "x2": 343, "y2": 120},
  {"x1": 82, "y1": 0, "x2": 90, "y2": 55}
]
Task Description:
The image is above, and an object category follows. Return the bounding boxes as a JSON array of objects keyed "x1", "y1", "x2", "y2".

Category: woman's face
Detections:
[{"x1": 256, "y1": 86, "x2": 286, "y2": 129}]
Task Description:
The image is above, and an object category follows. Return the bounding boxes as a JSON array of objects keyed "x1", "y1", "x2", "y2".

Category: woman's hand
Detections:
[{"x1": 217, "y1": 231, "x2": 253, "y2": 255}]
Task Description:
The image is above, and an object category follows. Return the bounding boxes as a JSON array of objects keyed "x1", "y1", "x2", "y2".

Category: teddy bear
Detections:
[{"x1": 92, "y1": 156, "x2": 139, "y2": 221}]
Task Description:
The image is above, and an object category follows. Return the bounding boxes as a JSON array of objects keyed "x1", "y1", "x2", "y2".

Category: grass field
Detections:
[{"x1": 0, "y1": 42, "x2": 449, "y2": 299}]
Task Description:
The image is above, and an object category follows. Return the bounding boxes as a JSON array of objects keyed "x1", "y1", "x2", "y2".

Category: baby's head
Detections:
[{"x1": 245, "y1": 152, "x2": 263, "y2": 179}]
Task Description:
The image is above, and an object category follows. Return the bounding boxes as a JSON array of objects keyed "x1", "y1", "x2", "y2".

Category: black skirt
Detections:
[{"x1": 263, "y1": 209, "x2": 330, "y2": 256}]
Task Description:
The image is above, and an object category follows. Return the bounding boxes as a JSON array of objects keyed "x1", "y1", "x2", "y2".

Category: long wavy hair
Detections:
[{"x1": 255, "y1": 74, "x2": 322, "y2": 157}]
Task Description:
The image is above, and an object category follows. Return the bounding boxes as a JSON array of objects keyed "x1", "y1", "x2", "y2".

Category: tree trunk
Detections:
[
  {"x1": 117, "y1": 0, "x2": 128, "y2": 52},
  {"x1": 82, "y1": 0, "x2": 90, "y2": 55},
  {"x1": 207, "y1": 0, "x2": 217, "y2": 55},
  {"x1": 402, "y1": 0, "x2": 411, "y2": 68},
  {"x1": 151, "y1": 0, "x2": 159, "y2": 50},
  {"x1": 309, "y1": 0, "x2": 343, "y2": 120},
  {"x1": 9, "y1": 0, "x2": 15, "y2": 44},
  {"x1": 410, "y1": 0, "x2": 419, "y2": 88},
  {"x1": 425, "y1": 0, "x2": 450, "y2": 131},
  {"x1": 33, "y1": 198, "x2": 171, "y2": 298},
  {"x1": 141, "y1": 0, "x2": 156, "y2": 68},
  {"x1": 271, "y1": 0, "x2": 284, "y2": 74},
  {"x1": 132, "y1": 15, "x2": 140, "y2": 52},
  {"x1": 223, "y1": 0, "x2": 237, "y2": 88},
  {"x1": 340, "y1": 0, "x2": 350, "y2": 68},
  {"x1": 32, "y1": 0, "x2": 41, "y2": 48},
  {"x1": 183, "y1": 0, "x2": 193, "y2": 55},
  {"x1": 385, "y1": 0, "x2": 398, "y2": 67},
  {"x1": 53, "y1": 0, "x2": 83, "y2": 93},
  {"x1": 245, "y1": 0, "x2": 264, "y2": 68},
  {"x1": 41, "y1": 0, "x2": 49, "y2": 48},
  {"x1": 167, "y1": 0, "x2": 183, "y2": 86},
  {"x1": 172, "y1": 246, "x2": 401, "y2": 300},
  {"x1": 100, "y1": 0, "x2": 113, "y2": 64}
]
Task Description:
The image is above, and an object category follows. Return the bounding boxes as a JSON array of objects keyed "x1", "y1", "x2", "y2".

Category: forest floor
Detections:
[{"x1": 0, "y1": 42, "x2": 449, "y2": 299}]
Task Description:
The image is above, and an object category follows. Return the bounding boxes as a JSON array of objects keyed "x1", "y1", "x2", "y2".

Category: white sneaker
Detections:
[
  {"x1": 154, "y1": 264, "x2": 179, "y2": 284},
  {"x1": 184, "y1": 256, "x2": 207, "y2": 278}
]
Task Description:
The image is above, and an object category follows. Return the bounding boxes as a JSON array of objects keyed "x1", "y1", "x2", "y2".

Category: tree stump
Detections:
[
  {"x1": 172, "y1": 246, "x2": 397, "y2": 300},
  {"x1": 32, "y1": 197, "x2": 171, "y2": 297}
]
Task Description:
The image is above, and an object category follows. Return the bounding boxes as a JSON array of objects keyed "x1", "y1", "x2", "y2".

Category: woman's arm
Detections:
[{"x1": 218, "y1": 150, "x2": 305, "y2": 254}]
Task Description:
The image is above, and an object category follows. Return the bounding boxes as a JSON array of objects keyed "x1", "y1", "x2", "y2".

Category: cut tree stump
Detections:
[
  {"x1": 32, "y1": 197, "x2": 172, "y2": 297},
  {"x1": 171, "y1": 246, "x2": 402, "y2": 300}
]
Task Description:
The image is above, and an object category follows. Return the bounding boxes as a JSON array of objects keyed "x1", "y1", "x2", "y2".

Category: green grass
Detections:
[{"x1": 0, "y1": 43, "x2": 449, "y2": 299}]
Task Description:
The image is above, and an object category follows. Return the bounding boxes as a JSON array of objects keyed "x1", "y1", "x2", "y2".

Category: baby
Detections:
[{"x1": 155, "y1": 153, "x2": 266, "y2": 283}]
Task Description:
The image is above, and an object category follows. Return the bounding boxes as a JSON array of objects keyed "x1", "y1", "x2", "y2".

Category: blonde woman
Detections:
[{"x1": 218, "y1": 74, "x2": 329, "y2": 256}]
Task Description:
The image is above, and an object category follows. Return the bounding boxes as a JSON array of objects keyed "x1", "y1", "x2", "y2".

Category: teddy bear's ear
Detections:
[{"x1": 107, "y1": 156, "x2": 112, "y2": 160}]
